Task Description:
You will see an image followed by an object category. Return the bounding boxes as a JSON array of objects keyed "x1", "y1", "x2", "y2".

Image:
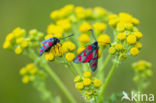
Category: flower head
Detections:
[
  {"x1": 97, "y1": 34, "x2": 111, "y2": 46},
  {"x1": 130, "y1": 47, "x2": 139, "y2": 56},
  {"x1": 78, "y1": 34, "x2": 90, "y2": 43},
  {"x1": 79, "y1": 22, "x2": 92, "y2": 32},
  {"x1": 65, "y1": 52, "x2": 75, "y2": 62},
  {"x1": 62, "y1": 41, "x2": 76, "y2": 52}
]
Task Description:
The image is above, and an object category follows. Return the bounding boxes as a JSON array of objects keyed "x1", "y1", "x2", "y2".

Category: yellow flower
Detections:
[
  {"x1": 109, "y1": 19, "x2": 117, "y2": 26},
  {"x1": 83, "y1": 72, "x2": 91, "y2": 78},
  {"x1": 16, "y1": 37, "x2": 24, "y2": 44},
  {"x1": 29, "y1": 68, "x2": 38, "y2": 75},
  {"x1": 115, "y1": 43, "x2": 123, "y2": 51},
  {"x1": 65, "y1": 52, "x2": 75, "y2": 62},
  {"x1": 75, "y1": 82, "x2": 84, "y2": 90},
  {"x1": 15, "y1": 46, "x2": 23, "y2": 54},
  {"x1": 75, "y1": 6, "x2": 85, "y2": 19},
  {"x1": 79, "y1": 22, "x2": 92, "y2": 32},
  {"x1": 116, "y1": 22, "x2": 125, "y2": 32},
  {"x1": 108, "y1": 14, "x2": 118, "y2": 20},
  {"x1": 74, "y1": 75, "x2": 81, "y2": 82},
  {"x1": 13, "y1": 27, "x2": 25, "y2": 37},
  {"x1": 119, "y1": 12, "x2": 132, "y2": 23},
  {"x1": 93, "y1": 7, "x2": 106, "y2": 18},
  {"x1": 125, "y1": 23, "x2": 133, "y2": 30},
  {"x1": 132, "y1": 18, "x2": 140, "y2": 25},
  {"x1": 21, "y1": 40, "x2": 28, "y2": 48},
  {"x1": 117, "y1": 32, "x2": 126, "y2": 40},
  {"x1": 62, "y1": 41, "x2": 76, "y2": 52},
  {"x1": 97, "y1": 34, "x2": 111, "y2": 46},
  {"x1": 6, "y1": 33, "x2": 14, "y2": 41},
  {"x1": 22, "y1": 75, "x2": 29, "y2": 84},
  {"x1": 26, "y1": 64, "x2": 35, "y2": 70},
  {"x1": 83, "y1": 78, "x2": 91, "y2": 86},
  {"x1": 109, "y1": 47, "x2": 116, "y2": 54},
  {"x1": 52, "y1": 43, "x2": 64, "y2": 56},
  {"x1": 133, "y1": 60, "x2": 152, "y2": 71},
  {"x1": 77, "y1": 46, "x2": 85, "y2": 54},
  {"x1": 45, "y1": 52, "x2": 54, "y2": 61},
  {"x1": 20, "y1": 68, "x2": 27, "y2": 75},
  {"x1": 47, "y1": 24, "x2": 64, "y2": 38},
  {"x1": 127, "y1": 35, "x2": 136, "y2": 44},
  {"x1": 93, "y1": 22, "x2": 106, "y2": 32},
  {"x1": 44, "y1": 34, "x2": 53, "y2": 40},
  {"x1": 56, "y1": 19, "x2": 71, "y2": 31},
  {"x1": 98, "y1": 50, "x2": 102, "y2": 58},
  {"x1": 130, "y1": 47, "x2": 139, "y2": 56},
  {"x1": 135, "y1": 42, "x2": 142, "y2": 49},
  {"x1": 63, "y1": 4, "x2": 74, "y2": 16},
  {"x1": 50, "y1": 10, "x2": 59, "y2": 20},
  {"x1": 85, "y1": 8, "x2": 92, "y2": 18},
  {"x1": 3, "y1": 41, "x2": 11, "y2": 49},
  {"x1": 78, "y1": 34, "x2": 90, "y2": 43},
  {"x1": 93, "y1": 79, "x2": 101, "y2": 88},
  {"x1": 134, "y1": 31, "x2": 143, "y2": 39}
]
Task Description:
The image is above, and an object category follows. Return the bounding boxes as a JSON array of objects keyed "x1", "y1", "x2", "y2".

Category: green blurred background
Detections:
[{"x1": 0, "y1": 0, "x2": 156, "y2": 103}]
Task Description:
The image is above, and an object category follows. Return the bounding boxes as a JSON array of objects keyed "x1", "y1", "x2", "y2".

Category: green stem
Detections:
[
  {"x1": 28, "y1": 49, "x2": 77, "y2": 103},
  {"x1": 40, "y1": 63, "x2": 76, "y2": 103},
  {"x1": 66, "y1": 62, "x2": 77, "y2": 76},
  {"x1": 97, "y1": 58, "x2": 119, "y2": 103},
  {"x1": 72, "y1": 63, "x2": 82, "y2": 75},
  {"x1": 96, "y1": 54, "x2": 112, "y2": 79}
]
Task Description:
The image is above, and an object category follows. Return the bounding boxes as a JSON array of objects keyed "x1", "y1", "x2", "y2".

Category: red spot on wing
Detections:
[
  {"x1": 78, "y1": 55, "x2": 82, "y2": 62},
  {"x1": 96, "y1": 49, "x2": 98, "y2": 53},
  {"x1": 40, "y1": 49, "x2": 43, "y2": 52},
  {"x1": 83, "y1": 52, "x2": 93, "y2": 63},
  {"x1": 83, "y1": 51, "x2": 87, "y2": 56},
  {"x1": 91, "y1": 62, "x2": 97, "y2": 67},
  {"x1": 43, "y1": 45, "x2": 46, "y2": 49},
  {"x1": 93, "y1": 57, "x2": 97, "y2": 60},
  {"x1": 48, "y1": 41, "x2": 53, "y2": 46},
  {"x1": 88, "y1": 45, "x2": 92, "y2": 50}
]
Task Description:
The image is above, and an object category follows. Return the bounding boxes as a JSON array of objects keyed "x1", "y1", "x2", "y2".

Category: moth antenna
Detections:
[
  {"x1": 60, "y1": 34, "x2": 74, "y2": 40},
  {"x1": 89, "y1": 29, "x2": 96, "y2": 41}
]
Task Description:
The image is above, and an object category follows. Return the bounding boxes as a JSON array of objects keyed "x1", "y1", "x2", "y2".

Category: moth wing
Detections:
[
  {"x1": 39, "y1": 40, "x2": 54, "y2": 56},
  {"x1": 40, "y1": 38, "x2": 51, "y2": 44},
  {"x1": 73, "y1": 45, "x2": 93, "y2": 63},
  {"x1": 89, "y1": 48, "x2": 98, "y2": 71}
]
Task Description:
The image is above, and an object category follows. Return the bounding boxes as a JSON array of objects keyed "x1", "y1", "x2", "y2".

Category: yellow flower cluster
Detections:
[
  {"x1": 44, "y1": 43, "x2": 64, "y2": 61},
  {"x1": 108, "y1": 13, "x2": 143, "y2": 57},
  {"x1": 74, "y1": 72, "x2": 101, "y2": 101},
  {"x1": 19, "y1": 64, "x2": 38, "y2": 84},
  {"x1": 3, "y1": 28, "x2": 44, "y2": 55},
  {"x1": 132, "y1": 60, "x2": 152, "y2": 83},
  {"x1": 50, "y1": 5, "x2": 107, "y2": 21}
]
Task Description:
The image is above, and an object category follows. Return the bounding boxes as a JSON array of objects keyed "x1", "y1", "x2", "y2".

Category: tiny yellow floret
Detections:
[
  {"x1": 83, "y1": 78, "x2": 91, "y2": 86},
  {"x1": 15, "y1": 47, "x2": 23, "y2": 54},
  {"x1": 75, "y1": 82, "x2": 84, "y2": 90},
  {"x1": 77, "y1": 46, "x2": 85, "y2": 54},
  {"x1": 127, "y1": 35, "x2": 136, "y2": 44},
  {"x1": 83, "y1": 72, "x2": 91, "y2": 78},
  {"x1": 130, "y1": 47, "x2": 139, "y2": 56},
  {"x1": 78, "y1": 34, "x2": 90, "y2": 43},
  {"x1": 97, "y1": 34, "x2": 111, "y2": 46},
  {"x1": 117, "y1": 33, "x2": 126, "y2": 40},
  {"x1": 109, "y1": 47, "x2": 116, "y2": 54},
  {"x1": 93, "y1": 79, "x2": 101, "y2": 88},
  {"x1": 65, "y1": 52, "x2": 75, "y2": 62},
  {"x1": 74, "y1": 75, "x2": 81, "y2": 82}
]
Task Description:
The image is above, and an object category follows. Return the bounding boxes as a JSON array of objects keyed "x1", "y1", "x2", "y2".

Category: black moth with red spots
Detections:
[{"x1": 73, "y1": 41, "x2": 99, "y2": 71}]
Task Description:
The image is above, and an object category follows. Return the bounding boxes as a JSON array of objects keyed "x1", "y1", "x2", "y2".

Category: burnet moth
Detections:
[
  {"x1": 39, "y1": 34, "x2": 74, "y2": 56},
  {"x1": 73, "y1": 29, "x2": 99, "y2": 72}
]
